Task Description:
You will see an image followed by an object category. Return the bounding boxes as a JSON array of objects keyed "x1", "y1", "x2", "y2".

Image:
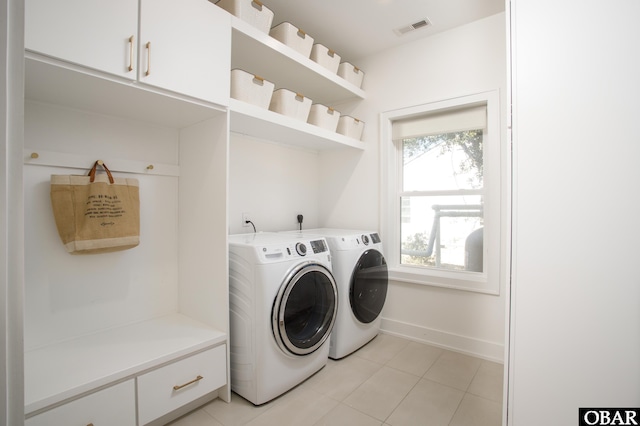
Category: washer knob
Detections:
[
  {"x1": 295, "y1": 242, "x2": 307, "y2": 256},
  {"x1": 362, "y1": 234, "x2": 370, "y2": 245}
]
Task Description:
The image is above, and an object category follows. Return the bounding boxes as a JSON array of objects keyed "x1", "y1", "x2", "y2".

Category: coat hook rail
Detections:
[{"x1": 24, "y1": 150, "x2": 179, "y2": 177}]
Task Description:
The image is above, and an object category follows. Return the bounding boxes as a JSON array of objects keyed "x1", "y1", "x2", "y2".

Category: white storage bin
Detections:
[
  {"x1": 307, "y1": 104, "x2": 340, "y2": 131},
  {"x1": 310, "y1": 44, "x2": 341, "y2": 74},
  {"x1": 337, "y1": 62, "x2": 365, "y2": 88},
  {"x1": 337, "y1": 115, "x2": 365, "y2": 140},
  {"x1": 214, "y1": 0, "x2": 274, "y2": 34},
  {"x1": 269, "y1": 89, "x2": 312, "y2": 121},
  {"x1": 269, "y1": 22, "x2": 314, "y2": 58},
  {"x1": 231, "y1": 69, "x2": 275, "y2": 109}
]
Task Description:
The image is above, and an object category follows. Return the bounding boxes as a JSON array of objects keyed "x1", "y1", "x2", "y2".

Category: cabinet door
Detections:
[
  {"x1": 139, "y1": 0, "x2": 231, "y2": 105},
  {"x1": 25, "y1": 380, "x2": 136, "y2": 426},
  {"x1": 25, "y1": 0, "x2": 138, "y2": 79}
]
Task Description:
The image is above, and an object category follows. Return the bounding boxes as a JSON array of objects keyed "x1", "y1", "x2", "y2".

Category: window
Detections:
[{"x1": 380, "y1": 91, "x2": 502, "y2": 294}]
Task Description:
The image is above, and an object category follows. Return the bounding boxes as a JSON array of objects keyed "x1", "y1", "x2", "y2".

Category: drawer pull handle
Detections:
[
  {"x1": 127, "y1": 35, "x2": 134, "y2": 72},
  {"x1": 173, "y1": 375, "x2": 203, "y2": 391},
  {"x1": 145, "y1": 41, "x2": 151, "y2": 76}
]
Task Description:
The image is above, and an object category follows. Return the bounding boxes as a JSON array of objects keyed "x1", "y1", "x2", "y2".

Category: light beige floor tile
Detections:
[
  {"x1": 202, "y1": 393, "x2": 274, "y2": 426},
  {"x1": 168, "y1": 407, "x2": 224, "y2": 426},
  {"x1": 449, "y1": 393, "x2": 502, "y2": 426},
  {"x1": 245, "y1": 387, "x2": 339, "y2": 426},
  {"x1": 301, "y1": 360, "x2": 338, "y2": 389},
  {"x1": 385, "y1": 379, "x2": 464, "y2": 426},
  {"x1": 386, "y1": 341, "x2": 443, "y2": 377},
  {"x1": 354, "y1": 334, "x2": 411, "y2": 365},
  {"x1": 467, "y1": 360, "x2": 504, "y2": 402},
  {"x1": 423, "y1": 350, "x2": 482, "y2": 391},
  {"x1": 313, "y1": 403, "x2": 383, "y2": 426},
  {"x1": 304, "y1": 354, "x2": 383, "y2": 401},
  {"x1": 183, "y1": 336, "x2": 503, "y2": 426},
  {"x1": 343, "y1": 366, "x2": 419, "y2": 421}
]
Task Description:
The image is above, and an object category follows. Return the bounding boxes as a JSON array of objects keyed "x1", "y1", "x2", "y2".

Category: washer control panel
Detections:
[
  {"x1": 257, "y1": 238, "x2": 329, "y2": 262},
  {"x1": 309, "y1": 239, "x2": 328, "y2": 254},
  {"x1": 295, "y1": 242, "x2": 307, "y2": 256}
]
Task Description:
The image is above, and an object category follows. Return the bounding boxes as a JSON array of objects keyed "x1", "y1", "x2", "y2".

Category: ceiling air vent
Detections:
[{"x1": 393, "y1": 18, "x2": 431, "y2": 36}]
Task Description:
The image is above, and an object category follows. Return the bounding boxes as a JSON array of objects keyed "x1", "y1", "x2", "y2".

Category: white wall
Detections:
[
  {"x1": 319, "y1": 13, "x2": 508, "y2": 361},
  {"x1": 228, "y1": 133, "x2": 321, "y2": 234},
  {"x1": 509, "y1": 0, "x2": 640, "y2": 423},
  {"x1": 23, "y1": 101, "x2": 181, "y2": 350}
]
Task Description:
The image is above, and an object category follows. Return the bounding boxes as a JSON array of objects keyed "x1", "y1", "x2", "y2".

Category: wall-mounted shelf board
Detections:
[
  {"x1": 230, "y1": 17, "x2": 366, "y2": 106},
  {"x1": 229, "y1": 99, "x2": 366, "y2": 151},
  {"x1": 24, "y1": 313, "x2": 226, "y2": 415},
  {"x1": 25, "y1": 53, "x2": 226, "y2": 129}
]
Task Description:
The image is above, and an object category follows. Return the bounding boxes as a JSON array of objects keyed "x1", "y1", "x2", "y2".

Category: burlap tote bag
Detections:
[{"x1": 50, "y1": 160, "x2": 140, "y2": 254}]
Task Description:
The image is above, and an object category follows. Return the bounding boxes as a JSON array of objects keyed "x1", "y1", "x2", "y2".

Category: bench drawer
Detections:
[
  {"x1": 26, "y1": 380, "x2": 136, "y2": 426},
  {"x1": 137, "y1": 345, "x2": 227, "y2": 425}
]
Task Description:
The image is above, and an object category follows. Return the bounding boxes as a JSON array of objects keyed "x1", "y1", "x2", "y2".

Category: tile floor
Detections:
[{"x1": 169, "y1": 334, "x2": 504, "y2": 426}]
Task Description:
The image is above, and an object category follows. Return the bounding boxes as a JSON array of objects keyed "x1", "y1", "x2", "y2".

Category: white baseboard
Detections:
[{"x1": 380, "y1": 317, "x2": 504, "y2": 363}]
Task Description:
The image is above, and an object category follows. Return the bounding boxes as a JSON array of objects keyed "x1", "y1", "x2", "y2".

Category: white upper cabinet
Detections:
[
  {"x1": 25, "y1": 0, "x2": 139, "y2": 79},
  {"x1": 25, "y1": 0, "x2": 231, "y2": 106},
  {"x1": 139, "y1": 0, "x2": 230, "y2": 104}
]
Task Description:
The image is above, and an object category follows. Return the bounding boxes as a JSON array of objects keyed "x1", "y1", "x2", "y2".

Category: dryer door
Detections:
[
  {"x1": 350, "y1": 249, "x2": 388, "y2": 324},
  {"x1": 273, "y1": 262, "x2": 338, "y2": 356}
]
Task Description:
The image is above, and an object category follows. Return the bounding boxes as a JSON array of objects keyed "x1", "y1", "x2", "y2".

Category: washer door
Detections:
[
  {"x1": 273, "y1": 262, "x2": 338, "y2": 356},
  {"x1": 350, "y1": 249, "x2": 388, "y2": 324}
]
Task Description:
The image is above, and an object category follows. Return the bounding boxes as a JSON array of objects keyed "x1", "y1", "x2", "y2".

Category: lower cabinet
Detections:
[
  {"x1": 25, "y1": 380, "x2": 136, "y2": 426},
  {"x1": 25, "y1": 344, "x2": 227, "y2": 426},
  {"x1": 138, "y1": 346, "x2": 227, "y2": 425}
]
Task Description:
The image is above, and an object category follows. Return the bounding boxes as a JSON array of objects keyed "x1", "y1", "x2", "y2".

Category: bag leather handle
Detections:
[{"x1": 88, "y1": 160, "x2": 115, "y2": 184}]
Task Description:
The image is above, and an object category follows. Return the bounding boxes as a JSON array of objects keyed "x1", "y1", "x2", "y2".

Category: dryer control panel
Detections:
[
  {"x1": 309, "y1": 239, "x2": 329, "y2": 254},
  {"x1": 256, "y1": 238, "x2": 329, "y2": 263}
]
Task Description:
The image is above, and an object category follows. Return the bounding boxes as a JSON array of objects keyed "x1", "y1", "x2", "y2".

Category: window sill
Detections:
[{"x1": 388, "y1": 266, "x2": 500, "y2": 295}]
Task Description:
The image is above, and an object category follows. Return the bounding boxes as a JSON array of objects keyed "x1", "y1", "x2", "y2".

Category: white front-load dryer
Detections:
[
  {"x1": 228, "y1": 232, "x2": 338, "y2": 405},
  {"x1": 283, "y1": 229, "x2": 388, "y2": 359}
]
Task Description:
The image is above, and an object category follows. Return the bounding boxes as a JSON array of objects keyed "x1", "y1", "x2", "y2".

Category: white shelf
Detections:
[
  {"x1": 25, "y1": 53, "x2": 226, "y2": 129},
  {"x1": 230, "y1": 17, "x2": 366, "y2": 106},
  {"x1": 229, "y1": 99, "x2": 366, "y2": 151},
  {"x1": 24, "y1": 313, "x2": 226, "y2": 415}
]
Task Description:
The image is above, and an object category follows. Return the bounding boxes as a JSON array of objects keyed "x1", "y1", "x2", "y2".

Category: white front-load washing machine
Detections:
[
  {"x1": 228, "y1": 232, "x2": 338, "y2": 405},
  {"x1": 283, "y1": 229, "x2": 388, "y2": 359}
]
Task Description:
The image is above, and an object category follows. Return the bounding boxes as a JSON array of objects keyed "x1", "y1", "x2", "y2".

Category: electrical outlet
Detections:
[{"x1": 242, "y1": 212, "x2": 251, "y2": 227}]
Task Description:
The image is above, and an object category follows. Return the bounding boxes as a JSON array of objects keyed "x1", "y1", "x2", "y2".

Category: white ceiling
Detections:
[{"x1": 262, "y1": 0, "x2": 506, "y2": 63}]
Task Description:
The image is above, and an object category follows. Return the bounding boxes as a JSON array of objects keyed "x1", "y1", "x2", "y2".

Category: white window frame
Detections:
[{"x1": 380, "y1": 90, "x2": 502, "y2": 294}]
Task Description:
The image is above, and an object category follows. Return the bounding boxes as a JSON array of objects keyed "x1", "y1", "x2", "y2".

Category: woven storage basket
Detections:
[
  {"x1": 215, "y1": 0, "x2": 274, "y2": 33},
  {"x1": 269, "y1": 22, "x2": 314, "y2": 58},
  {"x1": 310, "y1": 44, "x2": 341, "y2": 74},
  {"x1": 230, "y1": 69, "x2": 275, "y2": 109},
  {"x1": 307, "y1": 104, "x2": 340, "y2": 131},
  {"x1": 336, "y1": 115, "x2": 365, "y2": 140},
  {"x1": 269, "y1": 89, "x2": 312, "y2": 121}
]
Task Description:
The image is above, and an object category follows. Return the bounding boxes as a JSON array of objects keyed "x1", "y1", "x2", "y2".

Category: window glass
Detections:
[
  {"x1": 400, "y1": 130, "x2": 484, "y2": 272},
  {"x1": 402, "y1": 131, "x2": 483, "y2": 191},
  {"x1": 400, "y1": 194, "x2": 483, "y2": 271}
]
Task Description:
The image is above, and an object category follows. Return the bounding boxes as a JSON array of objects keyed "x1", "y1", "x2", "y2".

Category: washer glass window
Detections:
[
  {"x1": 274, "y1": 263, "x2": 338, "y2": 355},
  {"x1": 350, "y1": 250, "x2": 388, "y2": 324}
]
